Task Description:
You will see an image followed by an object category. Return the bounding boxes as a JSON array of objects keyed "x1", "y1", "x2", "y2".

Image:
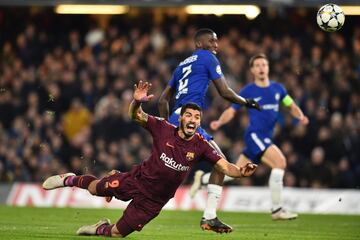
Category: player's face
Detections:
[
  {"x1": 197, "y1": 33, "x2": 218, "y2": 54},
  {"x1": 251, "y1": 58, "x2": 269, "y2": 81},
  {"x1": 179, "y1": 109, "x2": 201, "y2": 139}
]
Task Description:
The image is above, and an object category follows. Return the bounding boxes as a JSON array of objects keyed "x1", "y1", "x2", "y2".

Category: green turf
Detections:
[{"x1": 0, "y1": 205, "x2": 359, "y2": 239}]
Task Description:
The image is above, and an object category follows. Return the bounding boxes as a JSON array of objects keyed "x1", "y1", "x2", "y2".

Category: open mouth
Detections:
[{"x1": 186, "y1": 123, "x2": 196, "y2": 131}]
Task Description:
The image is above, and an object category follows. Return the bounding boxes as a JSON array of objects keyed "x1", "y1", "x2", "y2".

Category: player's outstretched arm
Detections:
[
  {"x1": 212, "y1": 78, "x2": 261, "y2": 110},
  {"x1": 158, "y1": 85, "x2": 175, "y2": 119},
  {"x1": 288, "y1": 102, "x2": 309, "y2": 125},
  {"x1": 210, "y1": 107, "x2": 236, "y2": 131},
  {"x1": 129, "y1": 80, "x2": 154, "y2": 126},
  {"x1": 215, "y1": 158, "x2": 257, "y2": 178}
]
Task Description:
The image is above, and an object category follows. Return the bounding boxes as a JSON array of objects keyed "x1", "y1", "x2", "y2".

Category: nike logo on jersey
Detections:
[
  {"x1": 254, "y1": 97, "x2": 262, "y2": 102},
  {"x1": 166, "y1": 142, "x2": 175, "y2": 148}
]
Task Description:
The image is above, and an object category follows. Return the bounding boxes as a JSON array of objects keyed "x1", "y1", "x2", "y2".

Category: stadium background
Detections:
[{"x1": 0, "y1": 0, "x2": 359, "y2": 214}]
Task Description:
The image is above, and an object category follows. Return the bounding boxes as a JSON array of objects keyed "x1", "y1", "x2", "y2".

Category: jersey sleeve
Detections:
[
  {"x1": 200, "y1": 139, "x2": 222, "y2": 165},
  {"x1": 278, "y1": 83, "x2": 294, "y2": 107},
  {"x1": 144, "y1": 115, "x2": 167, "y2": 139},
  {"x1": 204, "y1": 52, "x2": 223, "y2": 81}
]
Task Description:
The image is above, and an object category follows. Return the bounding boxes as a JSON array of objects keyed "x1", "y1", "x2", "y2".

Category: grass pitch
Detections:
[{"x1": 0, "y1": 205, "x2": 359, "y2": 239}]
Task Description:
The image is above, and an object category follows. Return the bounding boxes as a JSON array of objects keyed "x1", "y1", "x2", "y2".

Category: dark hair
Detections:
[
  {"x1": 249, "y1": 53, "x2": 268, "y2": 67},
  {"x1": 194, "y1": 28, "x2": 215, "y2": 42},
  {"x1": 180, "y1": 102, "x2": 202, "y2": 116}
]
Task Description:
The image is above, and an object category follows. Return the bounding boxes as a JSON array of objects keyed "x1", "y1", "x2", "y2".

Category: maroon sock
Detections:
[
  {"x1": 96, "y1": 223, "x2": 113, "y2": 236},
  {"x1": 65, "y1": 175, "x2": 97, "y2": 189}
]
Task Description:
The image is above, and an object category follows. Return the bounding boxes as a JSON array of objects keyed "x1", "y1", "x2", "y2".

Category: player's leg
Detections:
[
  {"x1": 261, "y1": 144, "x2": 297, "y2": 220},
  {"x1": 42, "y1": 173, "x2": 99, "y2": 194},
  {"x1": 98, "y1": 192, "x2": 164, "y2": 237},
  {"x1": 75, "y1": 216, "x2": 126, "y2": 237},
  {"x1": 200, "y1": 153, "x2": 252, "y2": 233},
  {"x1": 193, "y1": 171, "x2": 233, "y2": 188},
  {"x1": 189, "y1": 128, "x2": 226, "y2": 198},
  {"x1": 76, "y1": 218, "x2": 120, "y2": 237},
  {"x1": 77, "y1": 218, "x2": 124, "y2": 237},
  {"x1": 77, "y1": 172, "x2": 138, "y2": 237},
  {"x1": 200, "y1": 139, "x2": 232, "y2": 233}
]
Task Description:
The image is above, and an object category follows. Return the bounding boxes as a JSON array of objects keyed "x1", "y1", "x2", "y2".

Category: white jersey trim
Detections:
[{"x1": 250, "y1": 133, "x2": 266, "y2": 151}]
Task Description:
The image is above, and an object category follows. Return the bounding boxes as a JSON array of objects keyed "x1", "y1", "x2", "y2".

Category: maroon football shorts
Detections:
[{"x1": 96, "y1": 171, "x2": 166, "y2": 237}]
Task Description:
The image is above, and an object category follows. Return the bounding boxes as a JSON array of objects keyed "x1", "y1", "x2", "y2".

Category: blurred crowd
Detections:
[{"x1": 0, "y1": 8, "x2": 359, "y2": 188}]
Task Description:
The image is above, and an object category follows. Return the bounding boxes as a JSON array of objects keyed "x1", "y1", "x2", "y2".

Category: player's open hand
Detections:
[
  {"x1": 210, "y1": 120, "x2": 221, "y2": 131},
  {"x1": 133, "y1": 80, "x2": 154, "y2": 103},
  {"x1": 239, "y1": 162, "x2": 258, "y2": 177},
  {"x1": 245, "y1": 98, "x2": 261, "y2": 111}
]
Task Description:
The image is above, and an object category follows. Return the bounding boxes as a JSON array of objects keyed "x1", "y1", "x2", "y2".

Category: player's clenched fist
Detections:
[{"x1": 239, "y1": 162, "x2": 257, "y2": 177}]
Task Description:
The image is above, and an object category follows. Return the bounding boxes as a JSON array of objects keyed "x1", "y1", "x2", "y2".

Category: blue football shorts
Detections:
[{"x1": 243, "y1": 131, "x2": 273, "y2": 164}]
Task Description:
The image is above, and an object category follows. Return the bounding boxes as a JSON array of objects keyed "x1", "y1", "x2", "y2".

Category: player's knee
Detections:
[
  {"x1": 275, "y1": 157, "x2": 286, "y2": 169},
  {"x1": 88, "y1": 180, "x2": 99, "y2": 195},
  {"x1": 209, "y1": 168, "x2": 224, "y2": 185},
  {"x1": 111, "y1": 225, "x2": 124, "y2": 238}
]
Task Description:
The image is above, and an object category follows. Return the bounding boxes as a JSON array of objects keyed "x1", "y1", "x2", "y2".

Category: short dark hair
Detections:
[
  {"x1": 180, "y1": 102, "x2": 202, "y2": 116},
  {"x1": 194, "y1": 28, "x2": 215, "y2": 42},
  {"x1": 249, "y1": 53, "x2": 268, "y2": 67}
]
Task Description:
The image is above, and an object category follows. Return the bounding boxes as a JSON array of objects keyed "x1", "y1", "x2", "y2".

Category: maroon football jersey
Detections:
[{"x1": 131, "y1": 115, "x2": 221, "y2": 203}]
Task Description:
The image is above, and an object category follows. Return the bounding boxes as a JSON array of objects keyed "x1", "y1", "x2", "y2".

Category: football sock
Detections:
[
  {"x1": 65, "y1": 175, "x2": 97, "y2": 189},
  {"x1": 96, "y1": 223, "x2": 113, "y2": 236},
  {"x1": 203, "y1": 184, "x2": 223, "y2": 219},
  {"x1": 269, "y1": 168, "x2": 285, "y2": 211},
  {"x1": 201, "y1": 173, "x2": 233, "y2": 185}
]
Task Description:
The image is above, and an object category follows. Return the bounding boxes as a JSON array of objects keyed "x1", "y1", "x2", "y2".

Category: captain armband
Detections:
[{"x1": 281, "y1": 95, "x2": 294, "y2": 107}]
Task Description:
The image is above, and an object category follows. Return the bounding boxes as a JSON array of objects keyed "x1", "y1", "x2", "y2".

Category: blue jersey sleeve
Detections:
[{"x1": 204, "y1": 52, "x2": 223, "y2": 81}]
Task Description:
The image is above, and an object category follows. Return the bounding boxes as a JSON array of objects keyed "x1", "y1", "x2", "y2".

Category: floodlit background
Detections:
[{"x1": 0, "y1": 1, "x2": 359, "y2": 214}]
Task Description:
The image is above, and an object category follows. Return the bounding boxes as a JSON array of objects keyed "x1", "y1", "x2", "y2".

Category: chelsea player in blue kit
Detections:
[
  {"x1": 192, "y1": 53, "x2": 309, "y2": 222},
  {"x1": 158, "y1": 29, "x2": 260, "y2": 233}
]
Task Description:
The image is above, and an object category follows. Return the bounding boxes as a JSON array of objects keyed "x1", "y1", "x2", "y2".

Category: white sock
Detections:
[
  {"x1": 201, "y1": 173, "x2": 234, "y2": 185},
  {"x1": 203, "y1": 184, "x2": 223, "y2": 219},
  {"x1": 269, "y1": 168, "x2": 285, "y2": 211}
]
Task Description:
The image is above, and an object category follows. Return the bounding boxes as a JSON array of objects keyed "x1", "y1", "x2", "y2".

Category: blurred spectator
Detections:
[
  {"x1": 301, "y1": 147, "x2": 333, "y2": 188},
  {"x1": 62, "y1": 98, "x2": 91, "y2": 147}
]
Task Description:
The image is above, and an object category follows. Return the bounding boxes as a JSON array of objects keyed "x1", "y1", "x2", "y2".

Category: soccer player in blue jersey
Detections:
[
  {"x1": 158, "y1": 28, "x2": 260, "y2": 233},
  {"x1": 191, "y1": 53, "x2": 309, "y2": 223}
]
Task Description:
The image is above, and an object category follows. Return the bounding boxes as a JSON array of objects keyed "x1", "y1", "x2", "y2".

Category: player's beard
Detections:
[{"x1": 179, "y1": 121, "x2": 196, "y2": 139}]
